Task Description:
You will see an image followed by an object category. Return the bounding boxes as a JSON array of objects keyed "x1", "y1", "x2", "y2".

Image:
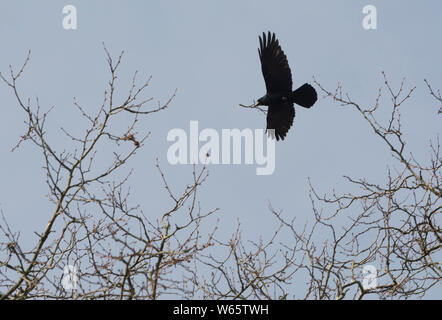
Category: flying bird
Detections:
[{"x1": 242, "y1": 32, "x2": 317, "y2": 140}]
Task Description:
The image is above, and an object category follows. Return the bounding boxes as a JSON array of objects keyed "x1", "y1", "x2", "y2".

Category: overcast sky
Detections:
[{"x1": 0, "y1": 0, "x2": 441, "y2": 298}]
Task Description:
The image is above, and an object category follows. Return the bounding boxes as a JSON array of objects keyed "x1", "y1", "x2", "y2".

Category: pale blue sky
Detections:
[{"x1": 0, "y1": 0, "x2": 441, "y2": 298}]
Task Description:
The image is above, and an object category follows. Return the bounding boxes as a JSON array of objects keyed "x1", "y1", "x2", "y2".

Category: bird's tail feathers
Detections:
[{"x1": 289, "y1": 83, "x2": 317, "y2": 108}]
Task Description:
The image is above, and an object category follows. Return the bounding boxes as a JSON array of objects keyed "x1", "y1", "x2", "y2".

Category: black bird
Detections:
[{"x1": 251, "y1": 31, "x2": 317, "y2": 140}]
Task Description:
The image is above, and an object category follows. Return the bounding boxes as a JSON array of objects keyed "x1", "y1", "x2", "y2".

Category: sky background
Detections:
[{"x1": 0, "y1": 0, "x2": 441, "y2": 298}]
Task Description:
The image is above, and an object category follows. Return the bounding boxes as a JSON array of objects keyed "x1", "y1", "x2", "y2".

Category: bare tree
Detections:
[
  {"x1": 198, "y1": 73, "x2": 441, "y2": 300},
  {"x1": 1, "y1": 50, "x2": 440, "y2": 299},
  {"x1": 0, "y1": 48, "x2": 217, "y2": 299}
]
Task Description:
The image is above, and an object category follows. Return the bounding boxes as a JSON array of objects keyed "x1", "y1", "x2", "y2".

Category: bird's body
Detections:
[
  {"x1": 257, "y1": 92, "x2": 289, "y2": 105},
  {"x1": 253, "y1": 32, "x2": 317, "y2": 140}
]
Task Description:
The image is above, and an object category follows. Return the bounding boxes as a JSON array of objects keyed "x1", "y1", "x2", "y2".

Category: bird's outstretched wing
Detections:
[
  {"x1": 259, "y1": 32, "x2": 293, "y2": 94},
  {"x1": 266, "y1": 101, "x2": 295, "y2": 141}
]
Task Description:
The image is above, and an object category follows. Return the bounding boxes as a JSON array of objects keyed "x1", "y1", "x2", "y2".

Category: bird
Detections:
[{"x1": 244, "y1": 31, "x2": 317, "y2": 141}]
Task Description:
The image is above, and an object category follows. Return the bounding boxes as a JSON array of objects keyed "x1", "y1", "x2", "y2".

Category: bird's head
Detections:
[{"x1": 257, "y1": 95, "x2": 268, "y2": 106}]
